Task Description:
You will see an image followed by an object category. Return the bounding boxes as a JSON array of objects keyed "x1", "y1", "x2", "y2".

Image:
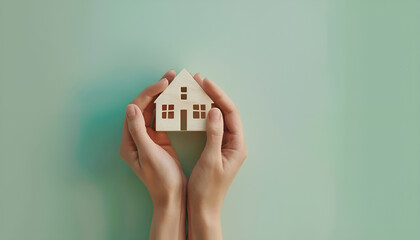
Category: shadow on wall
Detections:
[
  {"x1": 168, "y1": 131, "x2": 206, "y2": 178},
  {"x1": 68, "y1": 69, "x2": 205, "y2": 239}
]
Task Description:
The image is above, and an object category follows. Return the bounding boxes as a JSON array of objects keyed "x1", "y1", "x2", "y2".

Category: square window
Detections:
[
  {"x1": 201, "y1": 112, "x2": 206, "y2": 119},
  {"x1": 162, "y1": 112, "x2": 166, "y2": 119},
  {"x1": 193, "y1": 111, "x2": 199, "y2": 119},
  {"x1": 201, "y1": 104, "x2": 206, "y2": 110},
  {"x1": 193, "y1": 104, "x2": 199, "y2": 110},
  {"x1": 181, "y1": 87, "x2": 187, "y2": 92},
  {"x1": 162, "y1": 105, "x2": 167, "y2": 110},
  {"x1": 169, "y1": 104, "x2": 174, "y2": 110},
  {"x1": 168, "y1": 112, "x2": 174, "y2": 119},
  {"x1": 181, "y1": 94, "x2": 187, "y2": 100}
]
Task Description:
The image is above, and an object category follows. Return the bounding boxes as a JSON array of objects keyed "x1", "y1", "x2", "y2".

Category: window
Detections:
[
  {"x1": 161, "y1": 104, "x2": 174, "y2": 119},
  {"x1": 193, "y1": 104, "x2": 206, "y2": 119},
  {"x1": 181, "y1": 87, "x2": 187, "y2": 100}
]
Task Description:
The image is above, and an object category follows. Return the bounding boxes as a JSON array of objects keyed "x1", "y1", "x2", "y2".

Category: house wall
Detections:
[
  {"x1": 155, "y1": 103, "x2": 180, "y2": 131},
  {"x1": 186, "y1": 103, "x2": 212, "y2": 131},
  {"x1": 155, "y1": 102, "x2": 212, "y2": 131}
]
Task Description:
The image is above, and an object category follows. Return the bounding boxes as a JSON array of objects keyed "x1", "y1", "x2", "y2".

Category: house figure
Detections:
[{"x1": 154, "y1": 69, "x2": 213, "y2": 131}]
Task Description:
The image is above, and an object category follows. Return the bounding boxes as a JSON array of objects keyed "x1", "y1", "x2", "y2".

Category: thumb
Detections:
[
  {"x1": 126, "y1": 104, "x2": 155, "y2": 154},
  {"x1": 204, "y1": 108, "x2": 224, "y2": 154}
]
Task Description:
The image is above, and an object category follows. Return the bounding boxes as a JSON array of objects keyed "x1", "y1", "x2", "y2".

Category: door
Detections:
[{"x1": 180, "y1": 109, "x2": 187, "y2": 131}]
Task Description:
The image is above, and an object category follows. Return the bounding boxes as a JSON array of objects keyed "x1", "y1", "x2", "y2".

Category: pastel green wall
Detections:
[{"x1": 1, "y1": 0, "x2": 419, "y2": 239}]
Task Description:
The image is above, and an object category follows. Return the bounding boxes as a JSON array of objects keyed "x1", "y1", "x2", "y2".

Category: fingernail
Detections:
[
  {"x1": 208, "y1": 109, "x2": 221, "y2": 121},
  {"x1": 126, "y1": 105, "x2": 136, "y2": 120},
  {"x1": 159, "y1": 77, "x2": 167, "y2": 82}
]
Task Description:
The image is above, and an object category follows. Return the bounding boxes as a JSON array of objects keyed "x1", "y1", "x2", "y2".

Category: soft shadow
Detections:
[
  {"x1": 71, "y1": 70, "x2": 157, "y2": 239},
  {"x1": 168, "y1": 132, "x2": 206, "y2": 178}
]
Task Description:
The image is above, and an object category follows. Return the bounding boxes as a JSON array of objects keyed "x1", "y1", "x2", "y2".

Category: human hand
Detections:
[
  {"x1": 119, "y1": 70, "x2": 187, "y2": 240},
  {"x1": 187, "y1": 73, "x2": 248, "y2": 240}
]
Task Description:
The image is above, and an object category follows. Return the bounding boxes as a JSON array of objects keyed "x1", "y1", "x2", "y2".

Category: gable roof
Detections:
[{"x1": 154, "y1": 69, "x2": 213, "y2": 103}]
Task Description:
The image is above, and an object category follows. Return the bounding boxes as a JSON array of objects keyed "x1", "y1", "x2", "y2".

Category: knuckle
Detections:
[
  {"x1": 209, "y1": 129, "x2": 224, "y2": 138},
  {"x1": 129, "y1": 124, "x2": 142, "y2": 135}
]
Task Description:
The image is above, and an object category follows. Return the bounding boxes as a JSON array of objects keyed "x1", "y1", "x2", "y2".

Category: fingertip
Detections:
[
  {"x1": 203, "y1": 77, "x2": 213, "y2": 87},
  {"x1": 159, "y1": 77, "x2": 169, "y2": 85},
  {"x1": 204, "y1": 108, "x2": 224, "y2": 153},
  {"x1": 208, "y1": 107, "x2": 222, "y2": 121},
  {"x1": 168, "y1": 69, "x2": 176, "y2": 76},
  {"x1": 206, "y1": 108, "x2": 224, "y2": 133},
  {"x1": 194, "y1": 72, "x2": 202, "y2": 81},
  {"x1": 126, "y1": 104, "x2": 137, "y2": 120},
  {"x1": 162, "y1": 69, "x2": 176, "y2": 82},
  {"x1": 193, "y1": 72, "x2": 203, "y2": 86},
  {"x1": 157, "y1": 78, "x2": 169, "y2": 92}
]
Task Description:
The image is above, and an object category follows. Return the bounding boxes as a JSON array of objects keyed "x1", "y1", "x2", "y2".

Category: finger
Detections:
[
  {"x1": 161, "y1": 69, "x2": 176, "y2": 83},
  {"x1": 126, "y1": 104, "x2": 156, "y2": 155},
  {"x1": 193, "y1": 72, "x2": 203, "y2": 86},
  {"x1": 202, "y1": 108, "x2": 224, "y2": 164},
  {"x1": 148, "y1": 129, "x2": 172, "y2": 146},
  {"x1": 142, "y1": 103, "x2": 155, "y2": 128},
  {"x1": 143, "y1": 70, "x2": 176, "y2": 126},
  {"x1": 119, "y1": 118, "x2": 138, "y2": 162},
  {"x1": 131, "y1": 78, "x2": 169, "y2": 112},
  {"x1": 202, "y1": 78, "x2": 243, "y2": 134},
  {"x1": 203, "y1": 78, "x2": 237, "y2": 114}
]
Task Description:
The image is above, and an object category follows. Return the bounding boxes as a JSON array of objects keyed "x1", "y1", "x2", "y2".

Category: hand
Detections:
[
  {"x1": 119, "y1": 70, "x2": 187, "y2": 240},
  {"x1": 187, "y1": 73, "x2": 248, "y2": 240}
]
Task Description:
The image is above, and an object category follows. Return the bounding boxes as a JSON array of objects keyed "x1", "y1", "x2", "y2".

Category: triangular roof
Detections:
[{"x1": 154, "y1": 69, "x2": 213, "y2": 103}]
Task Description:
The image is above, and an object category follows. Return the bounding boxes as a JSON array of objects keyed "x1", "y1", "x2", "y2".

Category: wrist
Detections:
[
  {"x1": 189, "y1": 204, "x2": 222, "y2": 240},
  {"x1": 190, "y1": 203, "x2": 221, "y2": 220},
  {"x1": 188, "y1": 195, "x2": 223, "y2": 219},
  {"x1": 151, "y1": 191, "x2": 187, "y2": 240},
  {"x1": 153, "y1": 201, "x2": 182, "y2": 217},
  {"x1": 150, "y1": 206, "x2": 183, "y2": 240},
  {"x1": 152, "y1": 184, "x2": 187, "y2": 209}
]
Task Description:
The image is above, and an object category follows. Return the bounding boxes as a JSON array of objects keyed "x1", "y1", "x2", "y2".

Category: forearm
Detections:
[
  {"x1": 150, "y1": 196, "x2": 186, "y2": 240},
  {"x1": 188, "y1": 206, "x2": 222, "y2": 240}
]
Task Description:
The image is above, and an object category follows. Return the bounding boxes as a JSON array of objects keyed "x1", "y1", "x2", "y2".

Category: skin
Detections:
[
  {"x1": 187, "y1": 73, "x2": 248, "y2": 240},
  {"x1": 119, "y1": 70, "x2": 187, "y2": 240},
  {"x1": 119, "y1": 70, "x2": 247, "y2": 240}
]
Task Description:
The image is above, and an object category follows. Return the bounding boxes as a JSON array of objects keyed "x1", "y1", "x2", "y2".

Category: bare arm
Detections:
[
  {"x1": 119, "y1": 70, "x2": 187, "y2": 240},
  {"x1": 187, "y1": 74, "x2": 248, "y2": 240}
]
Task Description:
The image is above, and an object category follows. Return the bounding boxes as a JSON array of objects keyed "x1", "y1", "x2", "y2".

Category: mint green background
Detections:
[{"x1": 1, "y1": 0, "x2": 419, "y2": 239}]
